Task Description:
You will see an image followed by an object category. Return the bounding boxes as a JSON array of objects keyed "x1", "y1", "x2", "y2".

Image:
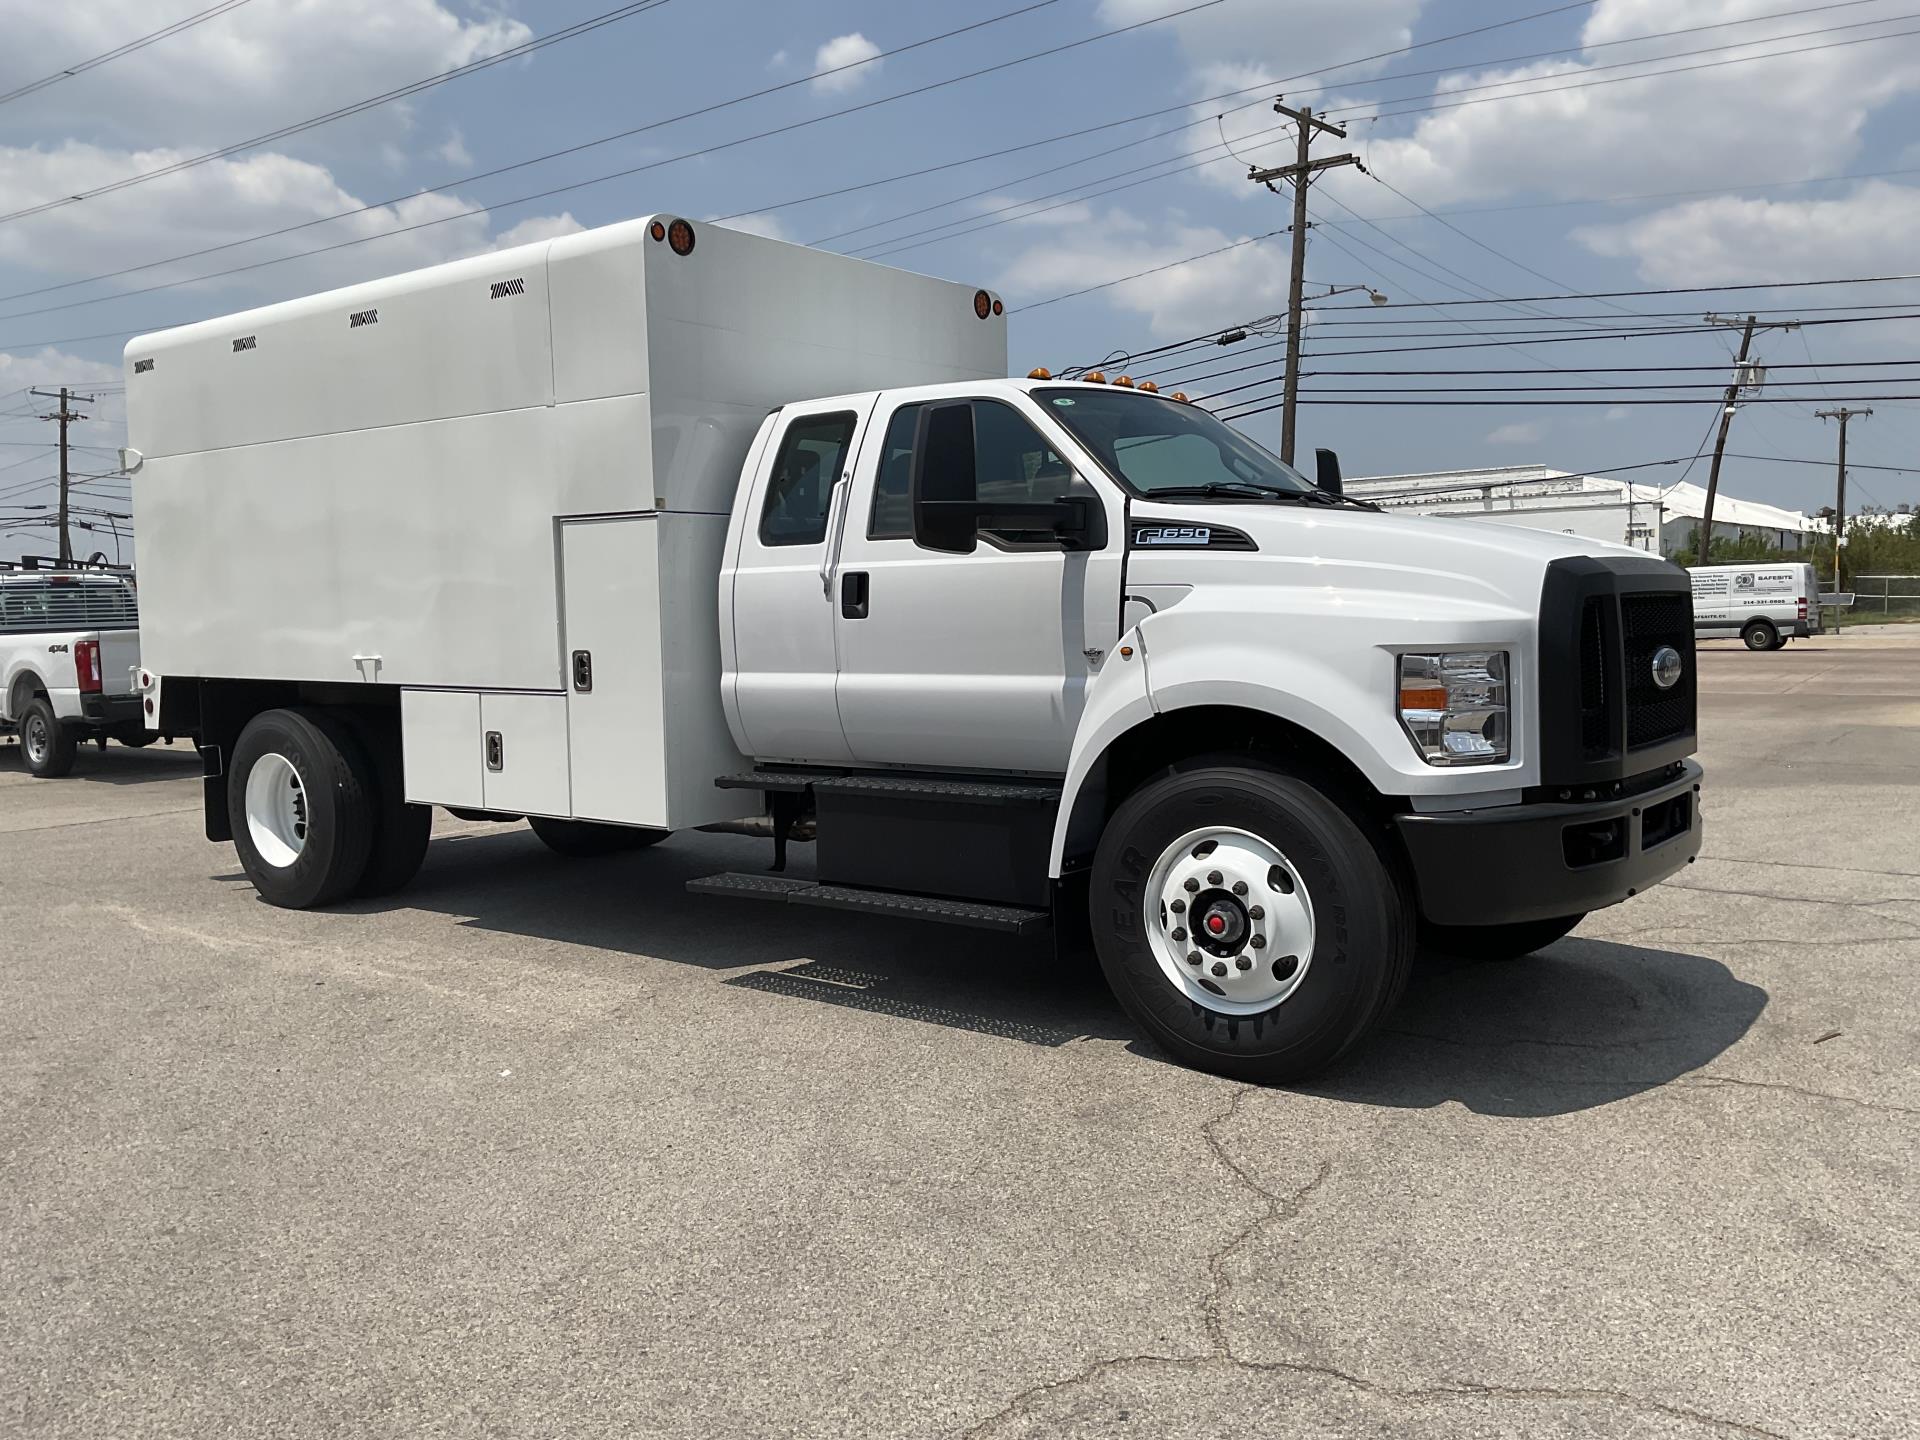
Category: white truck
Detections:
[
  {"x1": 1, "y1": 565, "x2": 147, "y2": 776},
  {"x1": 1688, "y1": 561, "x2": 1821, "y2": 650},
  {"x1": 123, "y1": 216, "x2": 1703, "y2": 1083}
]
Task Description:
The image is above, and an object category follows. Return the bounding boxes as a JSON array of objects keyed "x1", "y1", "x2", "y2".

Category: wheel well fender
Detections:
[
  {"x1": 5, "y1": 665, "x2": 49, "y2": 720},
  {"x1": 1050, "y1": 699, "x2": 1398, "y2": 877}
]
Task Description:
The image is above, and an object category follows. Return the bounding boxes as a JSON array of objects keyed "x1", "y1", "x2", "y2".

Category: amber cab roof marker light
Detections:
[
  {"x1": 1138, "y1": 380, "x2": 1159, "y2": 393},
  {"x1": 1114, "y1": 375, "x2": 1135, "y2": 388},
  {"x1": 1028, "y1": 367, "x2": 1052, "y2": 380},
  {"x1": 1084, "y1": 371, "x2": 1106, "y2": 384},
  {"x1": 1171, "y1": 392, "x2": 1191, "y2": 403}
]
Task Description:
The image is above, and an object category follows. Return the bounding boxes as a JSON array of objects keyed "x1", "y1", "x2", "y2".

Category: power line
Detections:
[
  {"x1": 0, "y1": 0, "x2": 256, "y2": 107},
  {"x1": 0, "y1": 0, "x2": 1202, "y2": 327},
  {"x1": 1332, "y1": 17, "x2": 1920, "y2": 126},
  {"x1": 0, "y1": 0, "x2": 680, "y2": 226},
  {"x1": 0, "y1": 0, "x2": 1616, "y2": 318}
]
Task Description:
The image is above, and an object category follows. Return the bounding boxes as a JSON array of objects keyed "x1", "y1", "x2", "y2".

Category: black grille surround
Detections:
[{"x1": 1539, "y1": 556, "x2": 1697, "y2": 787}]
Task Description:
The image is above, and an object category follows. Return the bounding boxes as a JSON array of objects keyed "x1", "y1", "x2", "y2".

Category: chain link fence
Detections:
[{"x1": 1850, "y1": 575, "x2": 1920, "y2": 618}]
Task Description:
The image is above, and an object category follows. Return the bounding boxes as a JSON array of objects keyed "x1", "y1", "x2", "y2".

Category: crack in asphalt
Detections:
[
  {"x1": 956, "y1": 1086, "x2": 1792, "y2": 1439},
  {"x1": 1658, "y1": 882, "x2": 1920, "y2": 929}
]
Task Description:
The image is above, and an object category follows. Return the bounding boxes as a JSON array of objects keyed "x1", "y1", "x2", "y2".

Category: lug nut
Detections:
[
  {"x1": 1210, "y1": 961, "x2": 1228, "y2": 977},
  {"x1": 1171, "y1": 927, "x2": 1187, "y2": 943},
  {"x1": 1248, "y1": 905, "x2": 1264, "y2": 920},
  {"x1": 1250, "y1": 934, "x2": 1266, "y2": 949},
  {"x1": 1235, "y1": 956, "x2": 1253, "y2": 971},
  {"x1": 1170, "y1": 898, "x2": 1186, "y2": 914},
  {"x1": 1231, "y1": 880, "x2": 1247, "y2": 896},
  {"x1": 1207, "y1": 870, "x2": 1223, "y2": 886},
  {"x1": 1184, "y1": 878, "x2": 1200, "y2": 893},
  {"x1": 1186, "y1": 950, "x2": 1202, "y2": 965}
]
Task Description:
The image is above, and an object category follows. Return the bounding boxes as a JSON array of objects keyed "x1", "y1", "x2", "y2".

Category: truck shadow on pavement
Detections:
[
  {"x1": 344, "y1": 825, "x2": 1138, "y2": 1049},
  {"x1": 1299, "y1": 941, "x2": 1770, "y2": 1117},
  {"x1": 0, "y1": 742, "x2": 200, "y2": 786},
  {"x1": 339, "y1": 826, "x2": 1768, "y2": 1113}
]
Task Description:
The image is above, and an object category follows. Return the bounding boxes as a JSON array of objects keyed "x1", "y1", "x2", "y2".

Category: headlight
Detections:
[{"x1": 1398, "y1": 652, "x2": 1509, "y2": 765}]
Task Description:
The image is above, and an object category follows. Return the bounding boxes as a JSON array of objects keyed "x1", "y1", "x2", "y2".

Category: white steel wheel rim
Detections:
[
  {"x1": 1143, "y1": 826, "x2": 1315, "y2": 1016},
  {"x1": 245, "y1": 752, "x2": 310, "y2": 869},
  {"x1": 23, "y1": 712, "x2": 49, "y2": 765}
]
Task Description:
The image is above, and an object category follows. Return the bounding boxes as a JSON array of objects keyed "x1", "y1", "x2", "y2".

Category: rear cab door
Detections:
[{"x1": 722, "y1": 397, "x2": 879, "y2": 765}]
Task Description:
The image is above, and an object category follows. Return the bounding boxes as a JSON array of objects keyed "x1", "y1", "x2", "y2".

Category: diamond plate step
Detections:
[{"x1": 687, "y1": 872, "x2": 1050, "y2": 934}]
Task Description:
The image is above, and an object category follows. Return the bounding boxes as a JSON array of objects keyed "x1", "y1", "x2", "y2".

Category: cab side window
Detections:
[
  {"x1": 867, "y1": 399, "x2": 1078, "y2": 546},
  {"x1": 867, "y1": 403, "x2": 923, "y2": 540},
  {"x1": 758, "y1": 411, "x2": 856, "y2": 547}
]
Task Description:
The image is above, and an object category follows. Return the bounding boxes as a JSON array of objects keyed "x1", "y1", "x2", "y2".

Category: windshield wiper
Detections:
[{"x1": 1144, "y1": 481, "x2": 1316, "y2": 503}]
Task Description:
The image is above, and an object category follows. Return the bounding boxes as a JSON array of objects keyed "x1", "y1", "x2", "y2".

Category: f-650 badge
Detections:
[{"x1": 1136, "y1": 525, "x2": 1212, "y2": 546}]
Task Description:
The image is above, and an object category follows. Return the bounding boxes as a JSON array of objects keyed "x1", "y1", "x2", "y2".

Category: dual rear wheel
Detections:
[{"x1": 228, "y1": 707, "x2": 664, "y2": 908}]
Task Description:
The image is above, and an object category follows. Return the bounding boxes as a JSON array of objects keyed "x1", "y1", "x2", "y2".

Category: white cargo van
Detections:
[
  {"x1": 1689, "y1": 562, "x2": 1820, "y2": 650},
  {"x1": 123, "y1": 216, "x2": 1703, "y2": 1083}
]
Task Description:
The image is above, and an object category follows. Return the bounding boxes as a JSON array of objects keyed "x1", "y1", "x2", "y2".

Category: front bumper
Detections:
[{"x1": 1396, "y1": 760, "x2": 1703, "y2": 926}]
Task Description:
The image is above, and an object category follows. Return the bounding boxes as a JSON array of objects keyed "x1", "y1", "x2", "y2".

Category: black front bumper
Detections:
[{"x1": 1395, "y1": 761, "x2": 1703, "y2": 926}]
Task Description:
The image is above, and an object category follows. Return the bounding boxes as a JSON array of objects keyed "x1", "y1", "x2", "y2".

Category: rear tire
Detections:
[
  {"x1": 528, "y1": 816, "x2": 670, "y2": 857},
  {"x1": 1420, "y1": 912, "x2": 1584, "y2": 962},
  {"x1": 337, "y1": 712, "x2": 433, "y2": 900},
  {"x1": 1089, "y1": 759, "x2": 1409, "y2": 1084},
  {"x1": 20, "y1": 697, "x2": 76, "y2": 778},
  {"x1": 1742, "y1": 619, "x2": 1780, "y2": 652},
  {"x1": 228, "y1": 708, "x2": 375, "y2": 909}
]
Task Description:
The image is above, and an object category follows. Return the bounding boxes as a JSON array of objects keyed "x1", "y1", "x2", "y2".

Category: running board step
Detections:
[{"x1": 688, "y1": 872, "x2": 1051, "y2": 934}]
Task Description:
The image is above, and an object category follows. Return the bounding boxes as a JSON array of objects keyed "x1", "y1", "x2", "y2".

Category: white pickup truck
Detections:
[
  {"x1": 1, "y1": 566, "x2": 146, "y2": 776},
  {"x1": 123, "y1": 216, "x2": 1703, "y2": 1083}
]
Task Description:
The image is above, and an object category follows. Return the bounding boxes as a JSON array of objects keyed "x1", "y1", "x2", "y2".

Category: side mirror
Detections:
[
  {"x1": 1315, "y1": 447, "x2": 1344, "y2": 498},
  {"x1": 910, "y1": 401, "x2": 979, "y2": 554}
]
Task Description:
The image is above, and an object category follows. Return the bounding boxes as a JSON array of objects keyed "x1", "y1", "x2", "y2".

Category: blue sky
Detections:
[{"x1": 5, "y1": 0, "x2": 1920, "y2": 556}]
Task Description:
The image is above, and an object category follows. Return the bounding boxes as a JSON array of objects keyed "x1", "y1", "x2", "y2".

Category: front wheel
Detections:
[
  {"x1": 1090, "y1": 761, "x2": 1410, "y2": 1085},
  {"x1": 19, "y1": 697, "x2": 76, "y2": 778},
  {"x1": 1420, "y1": 912, "x2": 1584, "y2": 962},
  {"x1": 1742, "y1": 619, "x2": 1781, "y2": 651},
  {"x1": 528, "y1": 816, "x2": 669, "y2": 857}
]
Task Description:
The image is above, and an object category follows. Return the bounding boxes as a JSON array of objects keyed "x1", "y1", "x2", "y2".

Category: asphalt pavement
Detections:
[{"x1": 2, "y1": 630, "x2": 1916, "y2": 1439}]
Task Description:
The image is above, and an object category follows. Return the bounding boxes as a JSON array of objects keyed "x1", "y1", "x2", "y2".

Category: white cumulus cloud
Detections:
[{"x1": 811, "y1": 33, "x2": 883, "y2": 93}]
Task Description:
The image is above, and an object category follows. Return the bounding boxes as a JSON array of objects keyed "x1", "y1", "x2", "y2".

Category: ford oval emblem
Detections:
[{"x1": 1651, "y1": 645, "x2": 1683, "y2": 690}]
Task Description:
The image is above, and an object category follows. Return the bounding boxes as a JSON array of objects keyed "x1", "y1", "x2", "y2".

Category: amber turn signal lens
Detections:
[
  {"x1": 1028, "y1": 367, "x2": 1052, "y2": 380},
  {"x1": 1399, "y1": 684, "x2": 1450, "y2": 713},
  {"x1": 649, "y1": 220, "x2": 666, "y2": 242},
  {"x1": 667, "y1": 219, "x2": 696, "y2": 256},
  {"x1": 973, "y1": 289, "x2": 993, "y2": 319}
]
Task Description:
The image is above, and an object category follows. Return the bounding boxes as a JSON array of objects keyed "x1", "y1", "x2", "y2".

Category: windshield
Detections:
[{"x1": 1034, "y1": 387, "x2": 1315, "y2": 498}]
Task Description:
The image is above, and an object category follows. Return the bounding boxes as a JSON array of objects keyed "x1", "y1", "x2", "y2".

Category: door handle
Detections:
[
  {"x1": 841, "y1": 570, "x2": 870, "y2": 620},
  {"x1": 572, "y1": 649, "x2": 593, "y2": 693}
]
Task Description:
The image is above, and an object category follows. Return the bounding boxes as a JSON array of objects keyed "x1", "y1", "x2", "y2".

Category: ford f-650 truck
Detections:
[{"x1": 122, "y1": 215, "x2": 1701, "y2": 1083}]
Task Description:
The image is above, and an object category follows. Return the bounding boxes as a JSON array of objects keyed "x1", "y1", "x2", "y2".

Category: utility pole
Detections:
[
  {"x1": 30, "y1": 386, "x2": 94, "y2": 566},
  {"x1": 1816, "y1": 406, "x2": 1870, "y2": 622},
  {"x1": 1697, "y1": 315, "x2": 1797, "y2": 561},
  {"x1": 1248, "y1": 99, "x2": 1362, "y2": 464}
]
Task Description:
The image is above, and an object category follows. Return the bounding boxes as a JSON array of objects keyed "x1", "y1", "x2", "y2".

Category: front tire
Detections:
[
  {"x1": 19, "y1": 697, "x2": 76, "y2": 778},
  {"x1": 1420, "y1": 912, "x2": 1584, "y2": 962},
  {"x1": 1090, "y1": 761, "x2": 1409, "y2": 1084},
  {"x1": 228, "y1": 708, "x2": 375, "y2": 908},
  {"x1": 1742, "y1": 619, "x2": 1780, "y2": 651},
  {"x1": 528, "y1": 816, "x2": 669, "y2": 857}
]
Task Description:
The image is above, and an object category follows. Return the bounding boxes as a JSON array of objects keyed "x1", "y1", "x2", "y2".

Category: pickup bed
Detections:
[{"x1": 1, "y1": 569, "x2": 147, "y2": 776}]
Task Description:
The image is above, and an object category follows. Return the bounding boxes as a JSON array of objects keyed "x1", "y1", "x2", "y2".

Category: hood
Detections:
[{"x1": 1125, "y1": 500, "x2": 1676, "y2": 619}]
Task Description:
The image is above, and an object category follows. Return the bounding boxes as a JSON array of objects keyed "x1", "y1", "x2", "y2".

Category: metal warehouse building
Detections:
[{"x1": 1344, "y1": 464, "x2": 1818, "y2": 558}]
